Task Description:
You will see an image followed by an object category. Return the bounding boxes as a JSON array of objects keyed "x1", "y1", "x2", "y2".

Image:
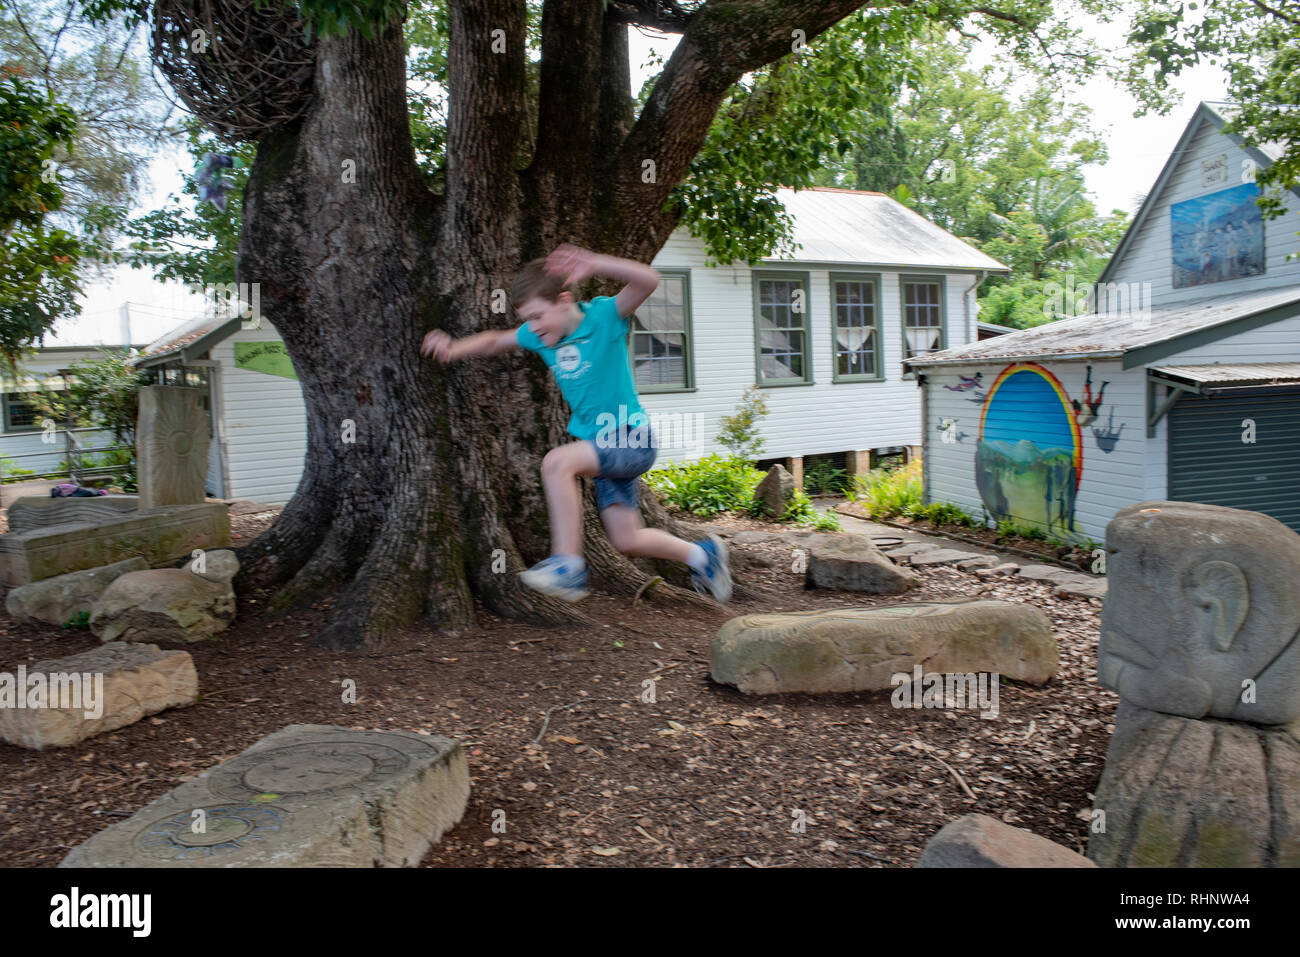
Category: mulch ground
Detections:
[{"x1": 0, "y1": 505, "x2": 1117, "y2": 868}]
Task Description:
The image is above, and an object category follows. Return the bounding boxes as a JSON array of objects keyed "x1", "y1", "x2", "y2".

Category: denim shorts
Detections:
[{"x1": 590, "y1": 426, "x2": 657, "y2": 511}]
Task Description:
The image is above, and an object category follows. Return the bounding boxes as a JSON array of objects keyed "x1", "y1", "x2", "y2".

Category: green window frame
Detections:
[
  {"x1": 830, "y1": 272, "x2": 884, "y2": 382},
  {"x1": 900, "y1": 274, "x2": 947, "y2": 376},
  {"x1": 3, "y1": 391, "x2": 47, "y2": 433},
  {"x1": 628, "y1": 269, "x2": 694, "y2": 392},
  {"x1": 752, "y1": 270, "x2": 813, "y2": 386}
]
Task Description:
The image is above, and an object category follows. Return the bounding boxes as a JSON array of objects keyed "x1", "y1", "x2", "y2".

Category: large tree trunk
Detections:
[{"x1": 225, "y1": 0, "x2": 864, "y2": 648}]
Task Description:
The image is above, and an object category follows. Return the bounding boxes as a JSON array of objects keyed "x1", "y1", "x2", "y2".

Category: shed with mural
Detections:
[{"x1": 904, "y1": 100, "x2": 1300, "y2": 542}]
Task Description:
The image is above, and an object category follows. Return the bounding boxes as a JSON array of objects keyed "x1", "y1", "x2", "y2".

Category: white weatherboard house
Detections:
[
  {"x1": 132, "y1": 186, "x2": 1008, "y2": 504},
  {"x1": 905, "y1": 101, "x2": 1300, "y2": 542},
  {"x1": 0, "y1": 302, "x2": 163, "y2": 490}
]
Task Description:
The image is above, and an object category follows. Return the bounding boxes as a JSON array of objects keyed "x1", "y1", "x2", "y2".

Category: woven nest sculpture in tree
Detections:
[{"x1": 151, "y1": 0, "x2": 319, "y2": 145}]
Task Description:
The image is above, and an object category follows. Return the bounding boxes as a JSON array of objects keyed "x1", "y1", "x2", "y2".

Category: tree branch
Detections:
[{"x1": 607, "y1": 0, "x2": 868, "y2": 260}]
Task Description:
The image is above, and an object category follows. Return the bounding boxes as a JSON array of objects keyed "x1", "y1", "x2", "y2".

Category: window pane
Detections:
[
  {"x1": 834, "y1": 280, "x2": 877, "y2": 374},
  {"x1": 758, "y1": 278, "x2": 807, "y2": 379},
  {"x1": 632, "y1": 331, "x2": 685, "y2": 388},
  {"x1": 903, "y1": 281, "x2": 942, "y2": 357},
  {"x1": 628, "y1": 276, "x2": 689, "y2": 388}
]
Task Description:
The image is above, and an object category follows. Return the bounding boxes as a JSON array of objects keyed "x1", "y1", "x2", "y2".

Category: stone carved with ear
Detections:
[
  {"x1": 1089, "y1": 501, "x2": 1300, "y2": 868},
  {"x1": 1098, "y1": 501, "x2": 1300, "y2": 726}
]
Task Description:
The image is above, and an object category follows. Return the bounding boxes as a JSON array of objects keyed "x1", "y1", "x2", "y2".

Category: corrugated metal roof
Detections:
[
  {"x1": 130, "y1": 314, "x2": 230, "y2": 366},
  {"x1": 905, "y1": 285, "x2": 1300, "y2": 366},
  {"x1": 1151, "y1": 362, "x2": 1300, "y2": 385},
  {"x1": 761, "y1": 186, "x2": 1008, "y2": 272}
]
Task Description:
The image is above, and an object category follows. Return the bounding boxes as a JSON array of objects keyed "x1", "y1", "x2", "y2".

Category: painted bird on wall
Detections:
[{"x1": 946, "y1": 373, "x2": 983, "y2": 392}]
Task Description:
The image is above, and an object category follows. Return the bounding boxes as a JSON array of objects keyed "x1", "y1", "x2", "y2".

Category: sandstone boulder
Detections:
[
  {"x1": 90, "y1": 549, "x2": 239, "y2": 643},
  {"x1": 917, "y1": 814, "x2": 1096, "y2": 868},
  {"x1": 5, "y1": 556, "x2": 149, "y2": 625},
  {"x1": 0, "y1": 642, "x2": 196, "y2": 749},
  {"x1": 753, "y1": 464, "x2": 795, "y2": 517},
  {"x1": 804, "y1": 536, "x2": 918, "y2": 594},
  {"x1": 710, "y1": 599, "x2": 1057, "y2": 695}
]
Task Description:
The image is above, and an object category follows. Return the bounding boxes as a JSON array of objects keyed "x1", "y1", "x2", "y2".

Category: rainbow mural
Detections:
[{"x1": 975, "y1": 363, "x2": 1083, "y2": 537}]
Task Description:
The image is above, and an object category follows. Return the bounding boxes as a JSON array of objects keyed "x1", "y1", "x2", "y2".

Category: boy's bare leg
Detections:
[
  {"x1": 540, "y1": 441, "x2": 601, "y2": 557},
  {"x1": 599, "y1": 503, "x2": 694, "y2": 563}
]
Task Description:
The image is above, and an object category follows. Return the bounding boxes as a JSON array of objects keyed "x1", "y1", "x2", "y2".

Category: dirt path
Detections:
[{"x1": 0, "y1": 507, "x2": 1115, "y2": 867}]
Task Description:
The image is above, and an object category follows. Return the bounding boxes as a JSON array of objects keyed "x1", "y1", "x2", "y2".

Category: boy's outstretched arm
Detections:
[
  {"x1": 548, "y1": 243, "x2": 659, "y2": 319},
  {"x1": 420, "y1": 328, "x2": 519, "y2": 363}
]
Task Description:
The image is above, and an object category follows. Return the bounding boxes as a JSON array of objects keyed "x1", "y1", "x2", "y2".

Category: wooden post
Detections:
[{"x1": 783, "y1": 455, "x2": 804, "y2": 490}]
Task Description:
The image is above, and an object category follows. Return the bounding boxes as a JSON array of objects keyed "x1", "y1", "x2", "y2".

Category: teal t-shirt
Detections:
[{"x1": 516, "y1": 295, "x2": 647, "y2": 443}]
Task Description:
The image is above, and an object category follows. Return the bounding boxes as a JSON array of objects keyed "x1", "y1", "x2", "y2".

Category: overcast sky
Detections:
[{"x1": 59, "y1": 14, "x2": 1227, "y2": 349}]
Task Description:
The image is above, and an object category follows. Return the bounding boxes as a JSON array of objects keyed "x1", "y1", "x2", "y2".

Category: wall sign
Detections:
[{"x1": 234, "y1": 342, "x2": 298, "y2": 380}]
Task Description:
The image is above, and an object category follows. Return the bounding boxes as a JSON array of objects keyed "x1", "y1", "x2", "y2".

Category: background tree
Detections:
[
  {"x1": 116, "y1": 115, "x2": 252, "y2": 290},
  {"x1": 0, "y1": 0, "x2": 176, "y2": 280},
  {"x1": 1121, "y1": 0, "x2": 1299, "y2": 229},
  {"x1": 72, "y1": 0, "x2": 1122, "y2": 648},
  {"x1": 0, "y1": 67, "x2": 81, "y2": 372}
]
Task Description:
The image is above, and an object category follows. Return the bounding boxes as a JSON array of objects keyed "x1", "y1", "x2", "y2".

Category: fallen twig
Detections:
[
  {"x1": 530, "y1": 697, "x2": 619, "y2": 746},
  {"x1": 934, "y1": 756, "x2": 977, "y2": 801}
]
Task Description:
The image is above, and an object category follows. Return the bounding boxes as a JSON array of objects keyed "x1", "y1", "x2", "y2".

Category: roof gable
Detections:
[{"x1": 1098, "y1": 101, "x2": 1298, "y2": 287}]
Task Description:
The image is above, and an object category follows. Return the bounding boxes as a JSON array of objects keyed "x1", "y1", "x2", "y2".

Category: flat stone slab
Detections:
[
  {"x1": 878, "y1": 542, "x2": 938, "y2": 559},
  {"x1": 0, "y1": 502, "x2": 230, "y2": 587},
  {"x1": 917, "y1": 814, "x2": 1096, "y2": 868},
  {"x1": 908, "y1": 547, "x2": 981, "y2": 566},
  {"x1": 5, "y1": 556, "x2": 149, "y2": 625},
  {"x1": 730, "y1": 531, "x2": 784, "y2": 545},
  {"x1": 1015, "y1": 563, "x2": 1079, "y2": 584},
  {"x1": 710, "y1": 599, "x2": 1057, "y2": 695},
  {"x1": 6, "y1": 495, "x2": 141, "y2": 532},
  {"x1": 805, "y1": 537, "x2": 918, "y2": 594},
  {"x1": 0, "y1": 642, "x2": 196, "y2": 749},
  {"x1": 956, "y1": 555, "x2": 999, "y2": 570},
  {"x1": 60, "y1": 724, "x2": 469, "y2": 867},
  {"x1": 1053, "y1": 579, "x2": 1108, "y2": 599}
]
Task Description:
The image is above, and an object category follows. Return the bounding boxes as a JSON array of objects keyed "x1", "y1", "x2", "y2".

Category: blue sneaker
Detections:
[
  {"x1": 518, "y1": 555, "x2": 590, "y2": 602},
  {"x1": 690, "y1": 533, "x2": 732, "y2": 602}
]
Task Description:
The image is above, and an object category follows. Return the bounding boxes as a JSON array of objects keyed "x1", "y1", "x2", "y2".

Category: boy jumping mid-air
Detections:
[{"x1": 420, "y1": 244, "x2": 731, "y2": 603}]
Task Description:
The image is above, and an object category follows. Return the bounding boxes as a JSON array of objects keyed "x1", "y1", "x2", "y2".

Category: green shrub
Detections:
[
  {"x1": 61, "y1": 610, "x2": 90, "y2": 630},
  {"x1": 643, "y1": 453, "x2": 764, "y2": 517},
  {"x1": 803, "y1": 459, "x2": 849, "y2": 496},
  {"x1": 908, "y1": 500, "x2": 979, "y2": 528},
  {"x1": 782, "y1": 489, "x2": 841, "y2": 530},
  {"x1": 716, "y1": 385, "x2": 769, "y2": 463},
  {"x1": 83, "y1": 446, "x2": 137, "y2": 492},
  {"x1": 996, "y1": 519, "x2": 1046, "y2": 541},
  {"x1": 850, "y1": 458, "x2": 922, "y2": 518}
]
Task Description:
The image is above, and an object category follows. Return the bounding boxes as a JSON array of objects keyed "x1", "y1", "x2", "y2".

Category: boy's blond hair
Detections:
[{"x1": 510, "y1": 256, "x2": 572, "y2": 310}]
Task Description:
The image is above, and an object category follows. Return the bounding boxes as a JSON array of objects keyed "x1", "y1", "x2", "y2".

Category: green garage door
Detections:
[{"x1": 1168, "y1": 392, "x2": 1300, "y2": 533}]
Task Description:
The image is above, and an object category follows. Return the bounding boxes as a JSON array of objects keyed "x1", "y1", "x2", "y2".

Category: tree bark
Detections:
[{"x1": 224, "y1": 0, "x2": 865, "y2": 647}]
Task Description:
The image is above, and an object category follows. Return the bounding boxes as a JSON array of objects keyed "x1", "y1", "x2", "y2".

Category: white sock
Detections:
[{"x1": 685, "y1": 543, "x2": 709, "y2": 573}]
